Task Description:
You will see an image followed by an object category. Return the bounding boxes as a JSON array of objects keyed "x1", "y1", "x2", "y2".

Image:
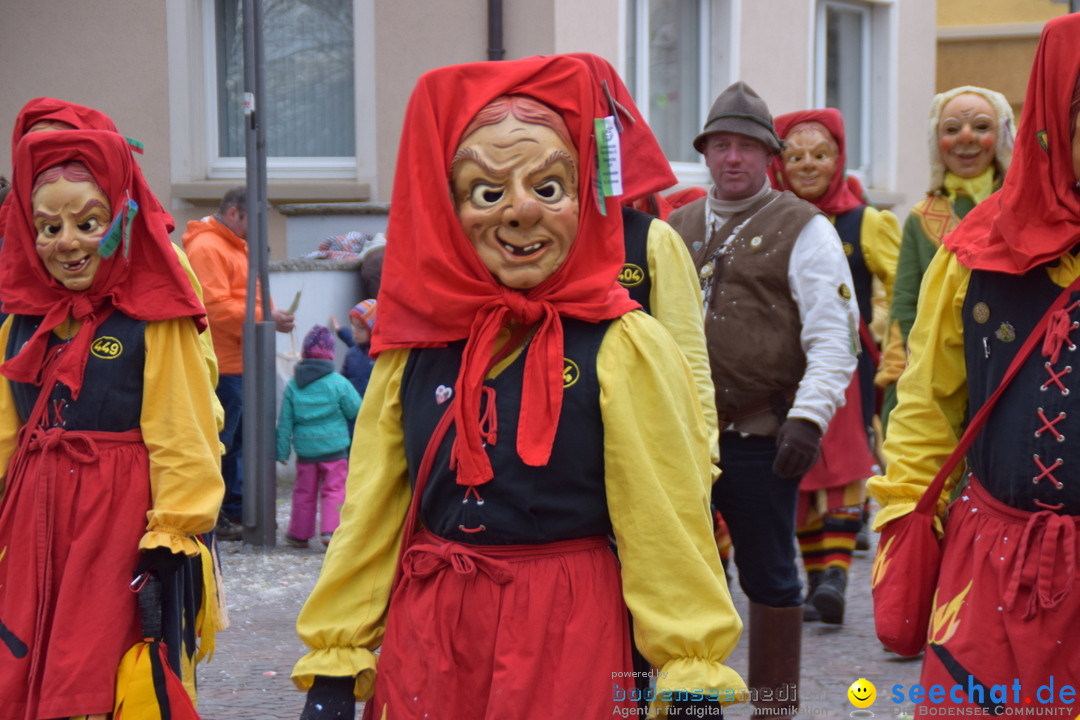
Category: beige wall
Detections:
[
  {"x1": 737, "y1": 1, "x2": 815, "y2": 116},
  {"x1": 370, "y1": 0, "x2": 619, "y2": 200},
  {"x1": 0, "y1": 0, "x2": 173, "y2": 213},
  {"x1": 895, "y1": 0, "x2": 941, "y2": 208},
  {"x1": 938, "y1": 0, "x2": 1065, "y2": 26},
  {"x1": 1, "y1": 0, "x2": 942, "y2": 252},
  {"x1": 936, "y1": 0, "x2": 1065, "y2": 121}
]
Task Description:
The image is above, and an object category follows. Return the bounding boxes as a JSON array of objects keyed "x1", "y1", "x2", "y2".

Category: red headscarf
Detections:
[
  {"x1": 945, "y1": 14, "x2": 1080, "y2": 274},
  {"x1": 11, "y1": 97, "x2": 121, "y2": 151},
  {"x1": 373, "y1": 54, "x2": 639, "y2": 487},
  {"x1": 2, "y1": 97, "x2": 174, "y2": 234},
  {"x1": 564, "y1": 53, "x2": 678, "y2": 203},
  {"x1": 769, "y1": 108, "x2": 862, "y2": 216},
  {"x1": 0, "y1": 130, "x2": 206, "y2": 397}
]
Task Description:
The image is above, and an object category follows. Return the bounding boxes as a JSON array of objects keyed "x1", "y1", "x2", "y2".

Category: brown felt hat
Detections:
[{"x1": 692, "y1": 81, "x2": 782, "y2": 154}]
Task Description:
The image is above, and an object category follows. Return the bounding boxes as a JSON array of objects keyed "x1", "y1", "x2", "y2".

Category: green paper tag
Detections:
[{"x1": 594, "y1": 116, "x2": 623, "y2": 202}]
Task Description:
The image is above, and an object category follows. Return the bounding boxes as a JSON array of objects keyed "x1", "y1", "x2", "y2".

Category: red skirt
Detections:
[
  {"x1": 365, "y1": 529, "x2": 635, "y2": 720},
  {"x1": 800, "y1": 374, "x2": 875, "y2": 493},
  {"x1": 0, "y1": 427, "x2": 149, "y2": 720},
  {"x1": 920, "y1": 478, "x2": 1079, "y2": 714}
]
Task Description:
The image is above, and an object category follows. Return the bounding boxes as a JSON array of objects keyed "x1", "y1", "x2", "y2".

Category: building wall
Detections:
[
  {"x1": 894, "y1": 0, "x2": 941, "y2": 206},
  {"x1": 1, "y1": 0, "x2": 942, "y2": 254},
  {"x1": 370, "y1": 0, "x2": 618, "y2": 201},
  {"x1": 936, "y1": 0, "x2": 1066, "y2": 121},
  {"x1": 0, "y1": 1, "x2": 173, "y2": 212},
  {"x1": 939, "y1": 0, "x2": 1065, "y2": 26},
  {"x1": 736, "y1": 1, "x2": 814, "y2": 115}
]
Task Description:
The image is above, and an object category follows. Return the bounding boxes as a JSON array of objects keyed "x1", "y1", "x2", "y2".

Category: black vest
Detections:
[
  {"x1": 834, "y1": 205, "x2": 875, "y2": 429},
  {"x1": 619, "y1": 206, "x2": 653, "y2": 312},
  {"x1": 400, "y1": 318, "x2": 612, "y2": 544},
  {"x1": 963, "y1": 268, "x2": 1080, "y2": 514},
  {"x1": 7, "y1": 312, "x2": 146, "y2": 430},
  {"x1": 834, "y1": 206, "x2": 871, "y2": 322}
]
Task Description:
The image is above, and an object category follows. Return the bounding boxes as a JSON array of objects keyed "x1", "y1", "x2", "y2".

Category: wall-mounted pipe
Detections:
[{"x1": 488, "y1": 0, "x2": 505, "y2": 60}]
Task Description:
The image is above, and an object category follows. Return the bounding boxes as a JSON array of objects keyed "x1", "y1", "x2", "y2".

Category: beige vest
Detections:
[{"x1": 669, "y1": 192, "x2": 820, "y2": 422}]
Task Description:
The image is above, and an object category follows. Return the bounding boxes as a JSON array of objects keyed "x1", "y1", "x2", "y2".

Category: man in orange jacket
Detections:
[{"x1": 183, "y1": 187, "x2": 295, "y2": 539}]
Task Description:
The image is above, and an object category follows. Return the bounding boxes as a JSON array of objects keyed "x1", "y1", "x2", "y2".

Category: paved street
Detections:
[{"x1": 194, "y1": 493, "x2": 923, "y2": 720}]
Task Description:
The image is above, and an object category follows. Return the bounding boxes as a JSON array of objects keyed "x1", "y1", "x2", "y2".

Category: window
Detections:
[
  {"x1": 815, "y1": 1, "x2": 871, "y2": 174},
  {"x1": 212, "y1": 0, "x2": 356, "y2": 176},
  {"x1": 624, "y1": 0, "x2": 733, "y2": 184},
  {"x1": 166, "y1": 0, "x2": 374, "y2": 184},
  {"x1": 625, "y1": 0, "x2": 707, "y2": 166}
]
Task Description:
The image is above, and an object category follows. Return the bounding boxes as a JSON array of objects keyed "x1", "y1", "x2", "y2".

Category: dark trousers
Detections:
[
  {"x1": 713, "y1": 432, "x2": 803, "y2": 607},
  {"x1": 217, "y1": 374, "x2": 244, "y2": 521}
]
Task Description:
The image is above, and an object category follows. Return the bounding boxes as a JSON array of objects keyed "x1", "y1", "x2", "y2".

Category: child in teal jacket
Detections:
[{"x1": 277, "y1": 325, "x2": 362, "y2": 547}]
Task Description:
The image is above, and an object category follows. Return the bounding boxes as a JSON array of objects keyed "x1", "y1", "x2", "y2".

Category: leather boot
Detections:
[
  {"x1": 748, "y1": 602, "x2": 801, "y2": 719},
  {"x1": 808, "y1": 566, "x2": 847, "y2": 625},
  {"x1": 803, "y1": 571, "x2": 822, "y2": 622}
]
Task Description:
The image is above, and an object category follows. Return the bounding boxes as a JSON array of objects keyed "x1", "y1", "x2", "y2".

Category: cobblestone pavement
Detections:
[{"x1": 195, "y1": 493, "x2": 923, "y2": 720}]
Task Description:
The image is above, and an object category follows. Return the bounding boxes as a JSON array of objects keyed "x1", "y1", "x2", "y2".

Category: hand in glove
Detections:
[
  {"x1": 300, "y1": 676, "x2": 356, "y2": 720},
  {"x1": 771, "y1": 418, "x2": 822, "y2": 478},
  {"x1": 135, "y1": 546, "x2": 186, "y2": 580}
]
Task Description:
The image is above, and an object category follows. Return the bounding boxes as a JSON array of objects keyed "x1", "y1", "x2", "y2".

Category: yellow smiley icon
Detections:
[{"x1": 848, "y1": 678, "x2": 876, "y2": 708}]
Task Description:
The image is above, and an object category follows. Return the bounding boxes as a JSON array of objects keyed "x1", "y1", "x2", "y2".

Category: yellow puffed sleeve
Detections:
[
  {"x1": 646, "y1": 219, "x2": 720, "y2": 485},
  {"x1": 140, "y1": 317, "x2": 225, "y2": 555},
  {"x1": 867, "y1": 248, "x2": 970, "y2": 533},
  {"x1": 859, "y1": 206, "x2": 901, "y2": 307},
  {"x1": 292, "y1": 350, "x2": 412, "y2": 700},
  {"x1": 0, "y1": 317, "x2": 20, "y2": 501},
  {"x1": 598, "y1": 312, "x2": 746, "y2": 710}
]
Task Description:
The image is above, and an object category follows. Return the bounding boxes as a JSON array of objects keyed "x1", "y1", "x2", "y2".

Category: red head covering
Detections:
[
  {"x1": 373, "y1": 54, "x2": 639, "y2": 487},
  {"x1": 945, "y1": 14, "x2": 1080, "y2": 274},
  {"x1": 2, "y1": 97, "x2": 173, "y2": 235},
  {"x1": 769, "y1": 108, "x2": 862, "y2": 216},
  {"x1": 11, "y1": 97, "x2": 120, "y2": 152},
  {"x1": 0, "y1": 130, "x2": 206, "y2": 397},
  {"x1": 564, "y1": 53, "x2": 678, "y2": 203}
]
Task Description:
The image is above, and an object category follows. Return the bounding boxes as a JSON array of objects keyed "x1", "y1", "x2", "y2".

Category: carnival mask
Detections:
[
  {"x1": 452, "y1": 108, "x2": 579, "y2": 290},
  {"x1": 781, "y1": 123, "x2": 839, "y2": 202},
  {"x1": 938, "y1": 93, "x2": 998, "y2": 179},
  {"x1": 32, "y1": 171, "x2": 109, "y2": 291}
]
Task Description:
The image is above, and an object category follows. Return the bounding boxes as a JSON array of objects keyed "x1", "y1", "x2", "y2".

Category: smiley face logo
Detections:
[{"x1": 847, "y1": 678, "x2": 876, "y2": 709}]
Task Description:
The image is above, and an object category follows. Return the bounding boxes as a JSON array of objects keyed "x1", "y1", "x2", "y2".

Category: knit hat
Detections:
[
  {"x1": 302, "y1": 325, "x2": 335, "y2": 359},
  {"x1": 693, "y1": 81, "x2": 782, "y2": 154},
  {"x1": 348, "y1": 299, "x2": 376, "y2": 329}
]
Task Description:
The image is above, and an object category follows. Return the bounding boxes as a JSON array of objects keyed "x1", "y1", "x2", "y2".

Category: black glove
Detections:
[
  {"x1": 667, "y1": 697, "x2": 723, "y2": 718},
  {"x1": 135, "y1": 547, "x2": 186, "y2": 580},
  {"x1": 300, "y1": 676, "x2": 356, "y2": 720},
  {"x1": 772, "y1": 418, "x2": 822, "y2": 478}
]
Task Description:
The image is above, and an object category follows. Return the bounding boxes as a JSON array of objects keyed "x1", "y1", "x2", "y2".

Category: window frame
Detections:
[
  {"x1": 624, "y1": 0, "x2": 717, "y2": 186},
  {"x1": 812, "y1": 0, "x2": 896, "y2": 190},
  {"x1": 167, "y1": 0, "x2": 375, "y2": 185},
  {"x1": 814, "y1": 0, "x2": 872, "y2": 178}
]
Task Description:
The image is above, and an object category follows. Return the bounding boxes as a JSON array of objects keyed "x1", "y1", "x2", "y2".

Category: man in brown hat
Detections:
[{"x1": 668, "y1": 81, "x2": 859, "y2": 719}]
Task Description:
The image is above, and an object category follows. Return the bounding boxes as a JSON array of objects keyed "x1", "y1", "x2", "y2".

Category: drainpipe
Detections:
[{"x1": 488, "y1": 0, "x2": 505, "y2": 60}]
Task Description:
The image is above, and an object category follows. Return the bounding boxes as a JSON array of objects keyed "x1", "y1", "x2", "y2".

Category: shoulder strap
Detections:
[{"x1": 914, "y1": 271, "x2": 1080, "y2": 515}]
